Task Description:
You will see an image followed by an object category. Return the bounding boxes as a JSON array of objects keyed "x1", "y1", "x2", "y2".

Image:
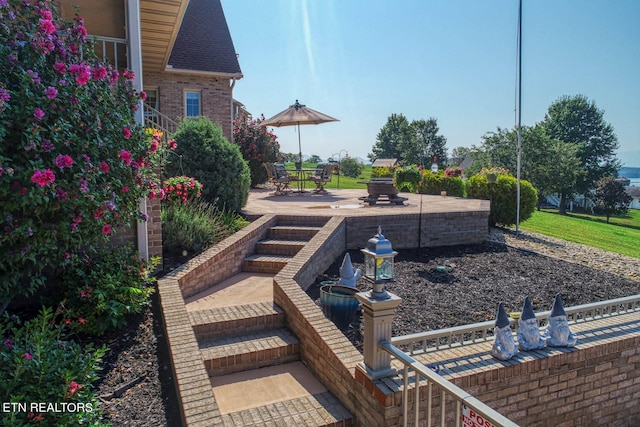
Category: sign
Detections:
[{"x1": 462, "y1": 405, "x2": 497, "y2": 427}]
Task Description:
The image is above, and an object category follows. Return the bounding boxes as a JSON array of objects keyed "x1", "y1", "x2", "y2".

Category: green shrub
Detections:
[
  {"x1": 371, "y1": 166, "x2": 394, "y2": 178},
  {"x1": 394, "y1": 164, "x2": 423, "y2": 193},
  {"x1": 0, "y1": 308, "x2": 107, "y2": 426},
  {"x1": 418, "y1": 171, "x2": 465, "y2": 197},
  {"x1": 162, "y1": 200, "x2": 248, "y2": 255},
  {"x1": 0, "y1": 0, "x2": 165, "y2": 311},
  {"x1": 466, "y1": 170, "x2": 538, "y2": 227},
  {"x1": 339, "y1": 157, "x2": 365, "y2": 178},
  {"x1": 166, "y1": 117, "x2": 251, "y2": 213},
  {"x1": 49, "y1": 245, "x2": 157, "y2": 335},
  {"x1": 233, "y1": 113, "x2": 281, "y2": 187}
]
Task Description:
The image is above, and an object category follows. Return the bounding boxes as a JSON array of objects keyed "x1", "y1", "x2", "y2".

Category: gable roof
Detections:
[
  {"x1": 625, "y1": 186, "x2": 640, "y2": 198},
  {"x1": 167, "y1": 0, "x2": 242, "y2": 77},
  {"x1": 371, "y1": 159, "x2": 399, "y2": 168}
]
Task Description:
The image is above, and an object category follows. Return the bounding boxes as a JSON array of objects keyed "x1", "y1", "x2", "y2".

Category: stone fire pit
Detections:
[{"x1": 358, "y1": 178, "x2": 408, "y2": 206}]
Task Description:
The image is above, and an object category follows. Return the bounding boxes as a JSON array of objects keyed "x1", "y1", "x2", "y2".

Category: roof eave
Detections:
[{"x1": 164, "y1": 67, "x2": 243, "y2": 80}]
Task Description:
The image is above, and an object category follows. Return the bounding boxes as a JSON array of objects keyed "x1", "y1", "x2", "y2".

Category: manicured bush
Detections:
[
  {"x1": 0, "y1": 308, "x2": 107, "y2": 425},
  {"x1": 233, "y1": 113, "x2": 281, "y2": 187},
  {"x1": 339, "y1": 157, "x2": 365, "y2": 178},
  {"x1": 466, "y1": 169, "x2": 538, "y2": 227},
  {"x1": 166, "y1": 117, "x2": 250, "y2": 213},
  {"x1": 394, "y1": 164, "x2": 422, "y2": 193},
  {"x1": 0, "y1": 0, "x2": 165, "y2": 312},
  {"x1": 162, "y1": 200, "x2": 248, "y2": 256},
  {"x1": 418, "y1": 171, "x2": 465, "y2": 197},
  {"x1": 163, "y1": 176, "x2": 203, "y2": 204},
  {"x1": 370, "y1": 166, "x2": 394, "y2": 178},
  {"x1": 49, "y1": 245, "x2": 158, "y2": 335}
]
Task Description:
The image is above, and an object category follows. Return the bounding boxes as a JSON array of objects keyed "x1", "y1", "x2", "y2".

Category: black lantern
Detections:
[{"x1": 360, "y1": 226, "x2": 397, "y2": 300}]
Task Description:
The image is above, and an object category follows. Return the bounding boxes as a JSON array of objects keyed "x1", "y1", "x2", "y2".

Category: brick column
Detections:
[{"x1": 355, "y1": 291, "x2": 402, "y2": 380}]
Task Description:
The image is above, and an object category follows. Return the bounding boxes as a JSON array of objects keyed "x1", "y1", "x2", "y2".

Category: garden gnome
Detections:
[
  {"x1": 517, "y1": 296, "x2": 546, "y2": 350},
  {"x1": 544, "y1": 293, "x2": 577, "y2": 347},
  {"x1": 491, "y1": 302, "x2": 518, "y2": 360},
  {"x1": 338, "y1": 253, "x2": 361, "y2": 288}
]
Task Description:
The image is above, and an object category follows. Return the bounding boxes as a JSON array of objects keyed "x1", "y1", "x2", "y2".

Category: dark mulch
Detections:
[
  {"x1": 98, "y1": 242, "x2": 639, "y2": 425},
  {"x1": 306, "y1": 242, "x2": 640, "y2": 352}
]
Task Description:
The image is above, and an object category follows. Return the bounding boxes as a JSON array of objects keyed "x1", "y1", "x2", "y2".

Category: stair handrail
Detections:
[{"x1": 143, "y1": 103, "x2": 179, "y2": 141}]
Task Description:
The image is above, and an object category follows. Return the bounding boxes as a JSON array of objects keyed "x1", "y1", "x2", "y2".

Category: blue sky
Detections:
[{"x1": 222, "y1": 0, "x2": 640, "y2": 166}]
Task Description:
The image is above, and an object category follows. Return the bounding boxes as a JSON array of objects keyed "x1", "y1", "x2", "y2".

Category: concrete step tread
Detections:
[
  {"x1": 269, "y1": 225, "x2": 324, "y2": 231},
  {"x1": 243, "y1": 254, "x2": 293, "y2": 262},
  {"x1": 199, "y1": 327, "x2": 299, "y2": 358},
  {"x1": 257, "y1": 238, "x2": 309, "y2": 246}
]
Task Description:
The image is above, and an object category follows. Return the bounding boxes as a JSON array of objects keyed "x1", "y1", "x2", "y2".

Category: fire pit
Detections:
[{"x1": 358, "y1": 178, "x2": 408, "y2": 206}]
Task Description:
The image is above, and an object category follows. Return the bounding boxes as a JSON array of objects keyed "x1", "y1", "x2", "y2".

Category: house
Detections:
[
  {"x1": 57, "y1": 0, "x2": 243, "y2": 261},
  {"x1": 625, "y1": 186, "x2": 640, "y2": 210}
]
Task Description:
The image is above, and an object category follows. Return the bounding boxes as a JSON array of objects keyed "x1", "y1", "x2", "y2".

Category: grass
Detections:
[
  {"x1": 285, "y1": 162, "x2": 371, "y2": 190},
  {"x1": 519, "y1": 209, "x2": 640, "y2": 258}
]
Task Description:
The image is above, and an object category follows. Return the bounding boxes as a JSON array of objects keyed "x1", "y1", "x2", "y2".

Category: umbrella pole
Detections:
[{"x1": 297, "y1": 122, "x2": 302, "y2": 168}]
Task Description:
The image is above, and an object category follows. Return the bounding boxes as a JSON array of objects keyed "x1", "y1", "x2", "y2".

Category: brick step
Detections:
[
  {"x1": 275, "y1": 216, "x2": 329, "y2": 228},
  {"x1": 254, "y1": 239, "x2": 307, "y2": 256},
  {"x1": 200, "y1": 328, "x2": 300, "y2": 377},
  {"x1": 189, "y1": 302, "x2": 285, "y2": 340},
  {"x1": 267, "y1": 225, "x2": 322, "y2": 240},
  {"x1": 219, "y1": 391, "x2": 353, "y2": 427},
  {"x1": 242, "y1": 254, "x2": 292, "y2": 274}
]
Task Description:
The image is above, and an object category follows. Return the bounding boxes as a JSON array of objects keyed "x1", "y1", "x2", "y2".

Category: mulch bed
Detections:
[{"x1": 97, "y1": 241, "x2": 639, "y2": 425}]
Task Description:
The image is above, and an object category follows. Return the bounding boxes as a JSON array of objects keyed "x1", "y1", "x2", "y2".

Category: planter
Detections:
[{"x1": 319, "y1": 282, "x2": 359, "y2": 329}]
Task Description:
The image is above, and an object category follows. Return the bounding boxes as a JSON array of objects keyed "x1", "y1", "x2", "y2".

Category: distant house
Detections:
[
  {"x1": 58, "y1": 0, "x2": 243, "y2": 261},
  {"x1": 625, "y1": 186, "x2": 640, "y2": 210},
  {"x1": 615, "y1": 177, "x2": 631, "y2": 186}
]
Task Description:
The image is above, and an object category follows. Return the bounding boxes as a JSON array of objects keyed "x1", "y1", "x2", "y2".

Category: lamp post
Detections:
[
  {"x1": 331, "y1": 149, "x2": 347, "y2": 189},
  {"x1": 356, "y1": 226, "x2": 402, "y2": 380}
]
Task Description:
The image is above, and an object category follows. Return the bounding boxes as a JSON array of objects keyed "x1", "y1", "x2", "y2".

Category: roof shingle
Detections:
[{"x1": 167, "y1": 0, "x2": 242, "y2": 76}]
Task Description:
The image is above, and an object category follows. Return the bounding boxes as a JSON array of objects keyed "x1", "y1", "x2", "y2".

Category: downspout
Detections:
[
  {"x1": 230, "y1": 76, "x2": 237, "y2": 143},
  {"x1": 126, "y1": 0, "x2": 149, "y2": 261}
]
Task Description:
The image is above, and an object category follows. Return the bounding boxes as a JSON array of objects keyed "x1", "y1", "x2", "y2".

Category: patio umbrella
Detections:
[{"x1": 261, "y1": 100, "x2": 339, "y2": 166}]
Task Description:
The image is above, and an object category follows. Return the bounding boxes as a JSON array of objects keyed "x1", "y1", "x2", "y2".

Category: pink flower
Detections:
[
  {"x1": 54, "y1": 62, "x2": 66, "y2": 74},
  {"x1": 122, "y1": 185, "x2": 129, "y2": 193},
  {"x1": 102, "y1": 224, "x2": 112, "y2": 235},
  {"x1": 94, "y1": 209, "x2": 105, "y2": 219},
  {"x1": 55, "y1": 154, "x2": 73, "y2": 169},
  {"x1": 149, "y1": 140, "x2": 159, "y2": 153},
  {"x1": 92, "y1": 66, "x2": 107, "y2": 80},
  {"x1": 44, "y1": 86, "x2": 58, "y2": 99},
  {"x1": 119, "y1": 150, "x2": 132, "y2": 166},
  {"x1": 123, "y1": 127, "x2": 131, "y2": 139},
  {"x1": 39, "y1": 19, "x2": 56, "y2": 35},
  {"x1": 167, "y1": 140, "x2": 177, "y2": 150},
  {"x1": 99, "y1": 161, "x2": 109, "y2": 173},
  {"x1": 140, "y1": 90, "x2": 147, "y2": 101},
  {"x1": 3, "y1": 339, "x2": 12, "y2": 349},
  {"x1": 33, "y1": 108, "x2": 45, "y2": 120},
  {"x1": 123, "y1": 69, "x2": 135, "y2": 81},
  {"x1": 23, "y1": 352, "x2": 33, "y2": 360},
  {"x1": 0, "y1": 88, "x2": 10, "y2": 103},
  {"x1": 78, "y1": 318, "x2": 87, "y2": 325},
  {"x1": 31, "y1": 169, "x2": 55, "y2": 187}
]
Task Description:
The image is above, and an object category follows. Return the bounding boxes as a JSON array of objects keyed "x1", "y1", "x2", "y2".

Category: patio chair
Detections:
[
  {"x1": 307, "y1": 163, "x2": 338, "y2": 194},
  {"x1": 263, "y1": 162, "x2": 294, "y2": 195}
]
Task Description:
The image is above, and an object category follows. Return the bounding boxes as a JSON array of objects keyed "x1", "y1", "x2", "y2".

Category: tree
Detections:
[
  {"x1": 545, "y1": 141, "x2": 583, "y2": 214},
  {"x1": 233, "y1": 113, "x2": 280, "y2": 187},
  {"x1": 308, "y1": 154, "x2": 322, "y2": 164},
  {"x1": 400, "y1": 118, "x2": 447, "y2": 168},
  {"x1": 542, "y1": 95, "x2": 620, "y2": 203},
  {"x1": 368, "y1": 114, "x2": 411, "y2": 162},
  {"x1": 449, "y1": 146, "x2": 472, "y2": 167},
  {"x1": 339, "y1": 156, "x2": 365, "y2": 178},
  {"x1": 592, "y1": 177, "x2": 632, "y2": 223}
]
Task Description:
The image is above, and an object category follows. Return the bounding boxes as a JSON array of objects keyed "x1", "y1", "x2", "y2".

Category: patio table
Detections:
[{"x1": 292, "y1": 168, "x2": 316, "y2": 193}]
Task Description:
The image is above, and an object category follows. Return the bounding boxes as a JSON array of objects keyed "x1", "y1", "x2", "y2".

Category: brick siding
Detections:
[{"x1": 143, "y1": 71, "x2": 234, "y2": 142}]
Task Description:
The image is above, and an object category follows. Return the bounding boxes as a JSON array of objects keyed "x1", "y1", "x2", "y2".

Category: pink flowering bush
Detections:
[
  {"x1": 233, "y1": 112, "x2": 281, "y2": 187},
  {"x1": 0, "y1": 308, "x2": 107, "y2": 425},
  {"x1": 163, "y1": 175, "x2": 203, "y2": 204},
  {"x1": 0, "y1": 0, "x2": 168, "y2": 311},
  {"x1": 444, "y1": 166, "x2": 463, "y2": 178}
]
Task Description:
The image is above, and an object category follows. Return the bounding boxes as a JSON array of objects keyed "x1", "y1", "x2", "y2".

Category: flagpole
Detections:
[{"x1": 516, "y1": 0, "x2": 523, "y2": 234}]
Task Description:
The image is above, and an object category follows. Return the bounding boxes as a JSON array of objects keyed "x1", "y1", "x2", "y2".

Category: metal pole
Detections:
[{"x1": 516, "y1": 0, "x2": 523, "y2": 234}]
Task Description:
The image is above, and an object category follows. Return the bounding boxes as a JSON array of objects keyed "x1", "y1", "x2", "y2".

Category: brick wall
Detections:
[
  {"x1": 143, "y1": 71, "x2": 234, "y2": 141},
  {"x1": 109, "y1": 196, "x2": 162, "y2": 262}
]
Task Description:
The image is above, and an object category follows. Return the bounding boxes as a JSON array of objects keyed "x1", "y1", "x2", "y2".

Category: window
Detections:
[{"x1": 185, "y1": 91, "x2": 201, "y2": 117}]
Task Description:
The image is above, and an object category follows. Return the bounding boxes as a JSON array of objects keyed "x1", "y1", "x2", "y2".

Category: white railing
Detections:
[
  {"x1": 143, "y1": 103, "x2": 179, "y2": 140},
  {"x1": 85, "y1": 35, "x2": 128, "y2": 71},
  {"x1": 391, "y1": 295, "x2": 640, "y2": 357},
  {"x1": 380, "y1": 341, "x2": 519, "y2": 427}
]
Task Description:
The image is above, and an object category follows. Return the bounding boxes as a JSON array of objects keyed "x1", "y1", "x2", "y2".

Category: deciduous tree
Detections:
[
  {"x1": 593, "y1": 177, "x2": 632, "y2": 223},
  {"x1": 368, "y1": 114, "x2": 410, "y2": 162}
]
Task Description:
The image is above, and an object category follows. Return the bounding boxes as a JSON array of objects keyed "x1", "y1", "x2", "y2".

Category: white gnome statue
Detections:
[
  {"x1": 491, "y1": 302, "x2": 518, "y2": 360},
  {"x1": 338, "y1": 253, "x2": 361, "y2": 288},
  {"x1": 543, "y1": 293, "x2": 577, "y2": 347},
  {"x1": 517, "y1": 296, "x2": 546, "y2": 350}
]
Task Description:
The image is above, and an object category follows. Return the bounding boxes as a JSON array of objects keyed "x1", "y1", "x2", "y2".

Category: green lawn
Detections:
[
  {"x1": 519, "y1": 209, "x2": 640, "y2": 258},
  {"x1": 285, "y1": 162, "x2": 371, "y2": 190}
]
